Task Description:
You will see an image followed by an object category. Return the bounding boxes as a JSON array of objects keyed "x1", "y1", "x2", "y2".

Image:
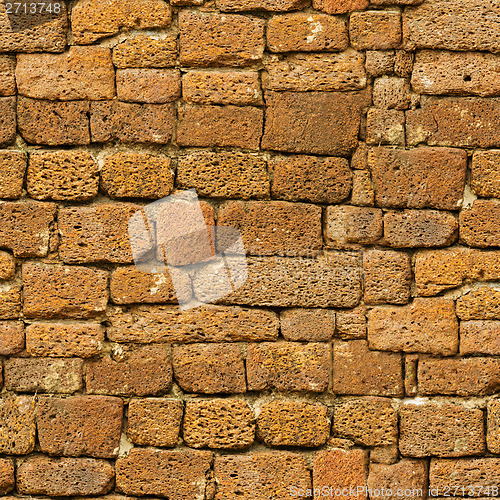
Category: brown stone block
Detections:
[
  {"x1": 179, "y1": 11, "x2": 264, "y2": 67},
  {"x1": 0, "y1": 251, "x2": 14, "y2": 280},
  {"x1": 177, "y1": 104, "x2": 263, "y2": 149},
  {"x1": 395, "y1": 50, "x2": 414, "y2": 77},
  {"x1": 217, "y1": 0, "x2": 309, "y2": 11},
  {"x1": 383, "y1": 210, "x2": 458, "y2": 248},
  {"x1": 214, "y1": 451, "x2": 311, "y2": 499},
  {"x1": 264, "y1": 50, "x2": 366, "y2": 91},
  {"x1": 217, "y1": 200, "x2": 322, "y2": 256},
  {"x1": 257, "y1": 400, "x2": 330, "y2": 447},
  {"x1": 108, "y1": 304, "x2": 279, "y2": 343},
  {"x1": 172, "y1": 343, "x2": 246, "y2": 394},
  {"x1": 313, "y1": 0, "x2": 368, "y2": 14},
  {"x1": 373, "y1": 77, "x2": 411, "y2": 110},
  {"x1": 113, "y1": 34, "x2": 177, "y2": 68},
  {"x1": 100, "y1": 152, "x2": 173, "y2": 199},
  {"x1": 72, "y1": 0, "x2": 171, "y2": 44},
  {"x1": 368, "y1": 298, "x2": 458, "y2": 355},
  {"x1": 117, "y1": 68, "x2": 180, "y2": 103},
  {"x1": 366, "y1": 108, "x2": 405, "y2": 146},
  {"x1": 0, "y1": 2, "x2": 67, "y2": 52},
  {"x1": 28, "y1": 150, "x2": 99, "y2": 201},
  {"x1": 17, "y1": 456, "x2": 114, "y2": 496},
  {"x1": 0, "y1": 284, "x2": 21, "y2": 319},
  {"x1": 270, "y1": 155, "x2": 351, "y2": 204},
  {"x1": 267, "y1": 13, "x2": 347, "y2": 52},
  {"x1": 26, "y1": 323, "x2": 104, "y2": 358},
  {"x1": 314, "y1": 448, "x2": 369, "y2": 500},
  {"x1": 460, "y1": 200, "x2": 500, "y2": 247},
  {"x1": 370, "y1": 446, "x2": 399, "y2": 465},
  {"x1": 333, "y1": 340, "x2": 403, "y2": 396},
  {"x1": 472, "y1": 150, "x2": 500, "y2": 198},
  {"x1": 0, "y1": 55, "x2": 15, "y2": 96},
  {"x1": 18, "y1": 97, "x2": 90, "y2": 146},
  {"x1": 460, "y1": 321, "x2": 500, "y2": 355},
  {"x1": 86, "y1": 344, "x2": 172, "y2": 397},
  {"x1": 281, "y1": 308, "x2": 335, "y2": 341},
  {"x1": 333, "y1": 398, "x2": 397, "y2": 447},
  {"x1": 0, "y1": 395, "x2": 35, "y2": 454},
  {"x1": 247, "y1": 342, "x2": 330, "y2": 392},
  {"x1": 206, "y1": 253, "x2": 362, "y2": 308},
  {"x1": 406, "y1": 97, "x2": 500, "y2": 148},
  {"x1": 0, "y1": 201, "x2": 56, "y2": 257},
  {"x1": 325, "y1": 206, "x2": 383, "y2": 247},
  {"x1": 127, "y1": 398, "x2": 182, "y2": 447},
  {"x1": 59, "y1": 203, "x2": 152, "y2": 264},
  {"x1": 90, "y1": 101, "x2": 174, "y2": 144},
  {"x1": 183, "y1": 70, "x2": 262, "y2": 105},
  {"x1": 350, "y1": 11, "x2": 401, "y2": 50},
  {"x1": 336, "y1": 306, "x2": 366, "y2": 339},
  {"x1": 116, "y1": 448, "x2": 213, "y2": 498},
  {"x1": 262, "y1": 89, "x2": 370, "y2": 155},
  {"x1": 368, "y1": 146, "x2": 467, "y2": 210},
  {"x1": 400, "y1": 402, "x2": 484, "y2": 457},
  {"x1": 184, "y1": 399, "x2": 255, "y2": 449},
  {"x1": 363, "y1": 250, "x2": 411, "y2": 305},
  {"x1": 16, "y1": 47, "x2": 115, "y2": 101},
  {"x1": 418, "y1": 357, "x2": 500, "y2": 396},
  {"x1": 456, "y1": 287, "x2": 500, "y2": 320},
  {"x1": 178, "y1": 151, "x2": 269, "y2": 199},
  {"x1": 0, "y1": 321, "x2": 23, "y2": 354},
  {"x1": 0, "y1": 97, "x2": 15, "y2": 146},
  {"x1": 23, "y1": 263, "x2": 108, "y2": 319},
  {"x1": 4, "y1": 358, "x2": 83, "y2": 393},
  {"x1": 488, "y1": 399, "x2": 500, "y2": 454},
  {"x1": 0, "y1": 458, "x2": 13, "y2": 495},
  {"x1": 368, "y1": 460, "x2": 428, "y2": 500},
  {"x1": 0, "y1": 150, "x2": 26, "y2": 199},
  {"x1": 366, "y1": 50, "x2": 395, "y2": 77},
  {"x1": 37, "y1": 396, "x2": 123, "y2": 458},
  {"x1": 403, "y1": 0, "x2": 500, "y2": 52}
]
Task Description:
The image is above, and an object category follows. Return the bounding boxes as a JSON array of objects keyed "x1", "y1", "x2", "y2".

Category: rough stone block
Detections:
[
  {"x1": 400, "y1": 402, "x2": 485, "y2": 457},
  {"x1": 127, "y1": 398, "x2": 182, "y2": 447},
  {"x1": 271, "y1": 155, "x2": 351, "y2": 204},
  {"x1": 100, "y1": 152, "x2": 173, "y2": 199},
  {"x1": 178, "y1": 151, "x2": 269, "y2": 199},
  {"x1": 460, "y1": 321, "x2": 500, "y2": 355},
  {"x1": 368, "y1": 298, "x2": 458, "y2": 355},
  {"x1": 0, "y1": 458, "x2": 13, "y2": 495},
  {"x1": 72, "y1": 0, "x2": 172, "y2": 44},
  {"x1": 456, "y1": 287, "x2": 500, "y2": 320},
  {"x1": 350, "y1": 11, "x2": 401, "y2": 50},
  {"x1": 0, "y1": 395, "x2": 35, "y2": 454},
  {"x1": 184, "y1": 399, "x2": 255, "y2": 449},
  {"x1": 336, "y1": 306, "x2": 367, "y2": 339},
  {"x1": 368, "y1": 147, "x2": 467, "y2": 210},
  {"x1": 418, "y1": 357, "x2": 500, "y2": 396},
  {"x1": 113, "y1": 34, "x2": 177, "y2": 68},
  {"x1": 27, "y1": 150, "x2": 99, "y2": 201},
  {"x1": 116, "y1": 68, "x2": 180, "y2": 103},
  {"x1": 267, "y1": 13, "x2": 348, "y2": 52},
  {"x1": 172, "y1": 343, "x2": 246, "y2": 394},
  {"x1": 366, "y1": 108, "x2": 405, "y2": 146},
  {"x1": 90, "y1": 101, "x2": 174, "y2": 144},
  {"x1": 22, "y1": 263, "x2": 108, "y2": 319},
  {"x1": 383, "y1": 210, "x2": 458, "y2": 247},
  {"x1": 36, "y1": 396, "x2": 123, "y2": 458},
  {"x1": 363, "y1": 250, "x2": 411, "y2": 305},
  {"x1": 217, "y1": 200, "x2": 322, "y2": 255},
  {"x1": 16, "y1": 47, "x2": 115, "y2": 100},
  {"x1": 395, "y1": 50, "x2": 414, "y2": 77},
  {"x1": 179, "y1": 11, "x2": 264, "y2": 67},
  {"x1": 262, "y1": 89, "x2": 370, "y2": 155},
  {"x1": 333, "y1": 340, "x2": 403, "y2": 396},
  {"x1": 177, "y1": 104, "x2": 263, "y2": 149},
  {"x1": 0, "y1": 151, "x2": 26, "y2": 199},
  {"x1": 18, "y1": 97, "x2": 90, "y2": 145},
  {"x1": 313, "y1": 0, "x2": 368, "y2": 14},
  {"x1": 281, "y1": 308, "x2": 335, "y2": 341},
  {"x1": 0, "y1": 56, "x2": 15, "y2": 96},
  {"x1": 17, "y1": 457, "x2": 114, "y2": 496},
  {"x1": 0, "y1": 252, "x2": 14, "y2": 281},
  {"x1": 85, "y1": 345, "x2": 172, "y2": 396},
  {"x1": 366, "y1": 50, "x2": 394, "y2": 76},
  {"x1": 0, "y1": 284, "x2": 21, "y2": 319},
  {"x1": 217, "y1": 0, "x2": 309, "y2": 11},
  {"x1": 183, "y1": 70, "x2": 262, "y2": 105},
  {"x1": 373, "y1": 77, "x2": 411, "y2": 109},
  {"x1": 333, "y1": 397, "x2": 397, "y2": 447},
  {"x1": 263, "y1": 50, "x2": 366, "y2": 91},
  {"x1": 460, "y1": 200, "x2": 500, "y2": 247},
  {"x1": 0, "y1": 97, "x2": 16, "y2": 146},
  {"x1": 116, "y1": 449, "x2": 212, "y2": 498},
  {"x1": 247, "y1": 342, "x2": 330, "y2": 392},
  {"x1": 0, "y1": 321, "x2": 23, "y2": 354},
  {"x1": 472, "y1": 150, "x2": 500, "y2": 198}
]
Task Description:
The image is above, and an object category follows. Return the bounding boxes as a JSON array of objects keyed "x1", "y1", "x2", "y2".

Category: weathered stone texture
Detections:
[
  {"x1": 113, "y1": 34, "x2": 177, "y2": 68},
  {"x1": 472, "y1": 150, "x2": 500, "y2": 198},
  {"x1": 0, "y1": 151, "x2": 26, "y2": 199},
  {"x1": 0, "y1": 396, "x2": 35, "y2": 454},
  {"x1": 460, "y1": 200, "x2": 500, "y2": 247},
  {"x1": 281, "y1": 308, "x2": 335, "y2": 341},
  {"x1": 116, "y1": 69, "x2": 180, "y2": 103},
  {"x1": 0, "y1": 321, "x2": 23, "y2": 354},
  {"x1": 456, "y1": 287, "x2": 500, "y2": 320},
  {"x1": 350, "y1": 11, "x2": 402, "y2": 50}
]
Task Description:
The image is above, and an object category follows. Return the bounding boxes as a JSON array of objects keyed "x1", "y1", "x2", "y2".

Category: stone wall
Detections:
[{"x1": 0, "y1": 0, "x2": 499, "y2": 497}]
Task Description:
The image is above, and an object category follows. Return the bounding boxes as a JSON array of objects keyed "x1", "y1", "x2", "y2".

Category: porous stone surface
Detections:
[
  {"x1": 0, "y1": 321, "x2": 23, "y2": 354},
  {"x1": 113, "y1": 34, "x2": 177, "y2": 68},
  {"x1": 116, "y1": 68, "x2": 180, "y2": 103},
  {"x1": 456, "y1": 287, "x2": 500, "y2": 320},
  {"x1": 281, "y1": 308, "x2": 335, "y2": 341},
  {"x1": 0, "y1": 151, "x2": 26, "y2": 198},
  {"x1": 460, "y1": 200, "x2": 500, "y2": 247},
  {"x1": 0, "y1": 252, "x2": 15, "y2": 281},
  {"x1": 0, "y1": 396, "x2": 35, "y2": 454},
  {"x1": 472, "y1": 150, "x2": 500, "y2": 198}
]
